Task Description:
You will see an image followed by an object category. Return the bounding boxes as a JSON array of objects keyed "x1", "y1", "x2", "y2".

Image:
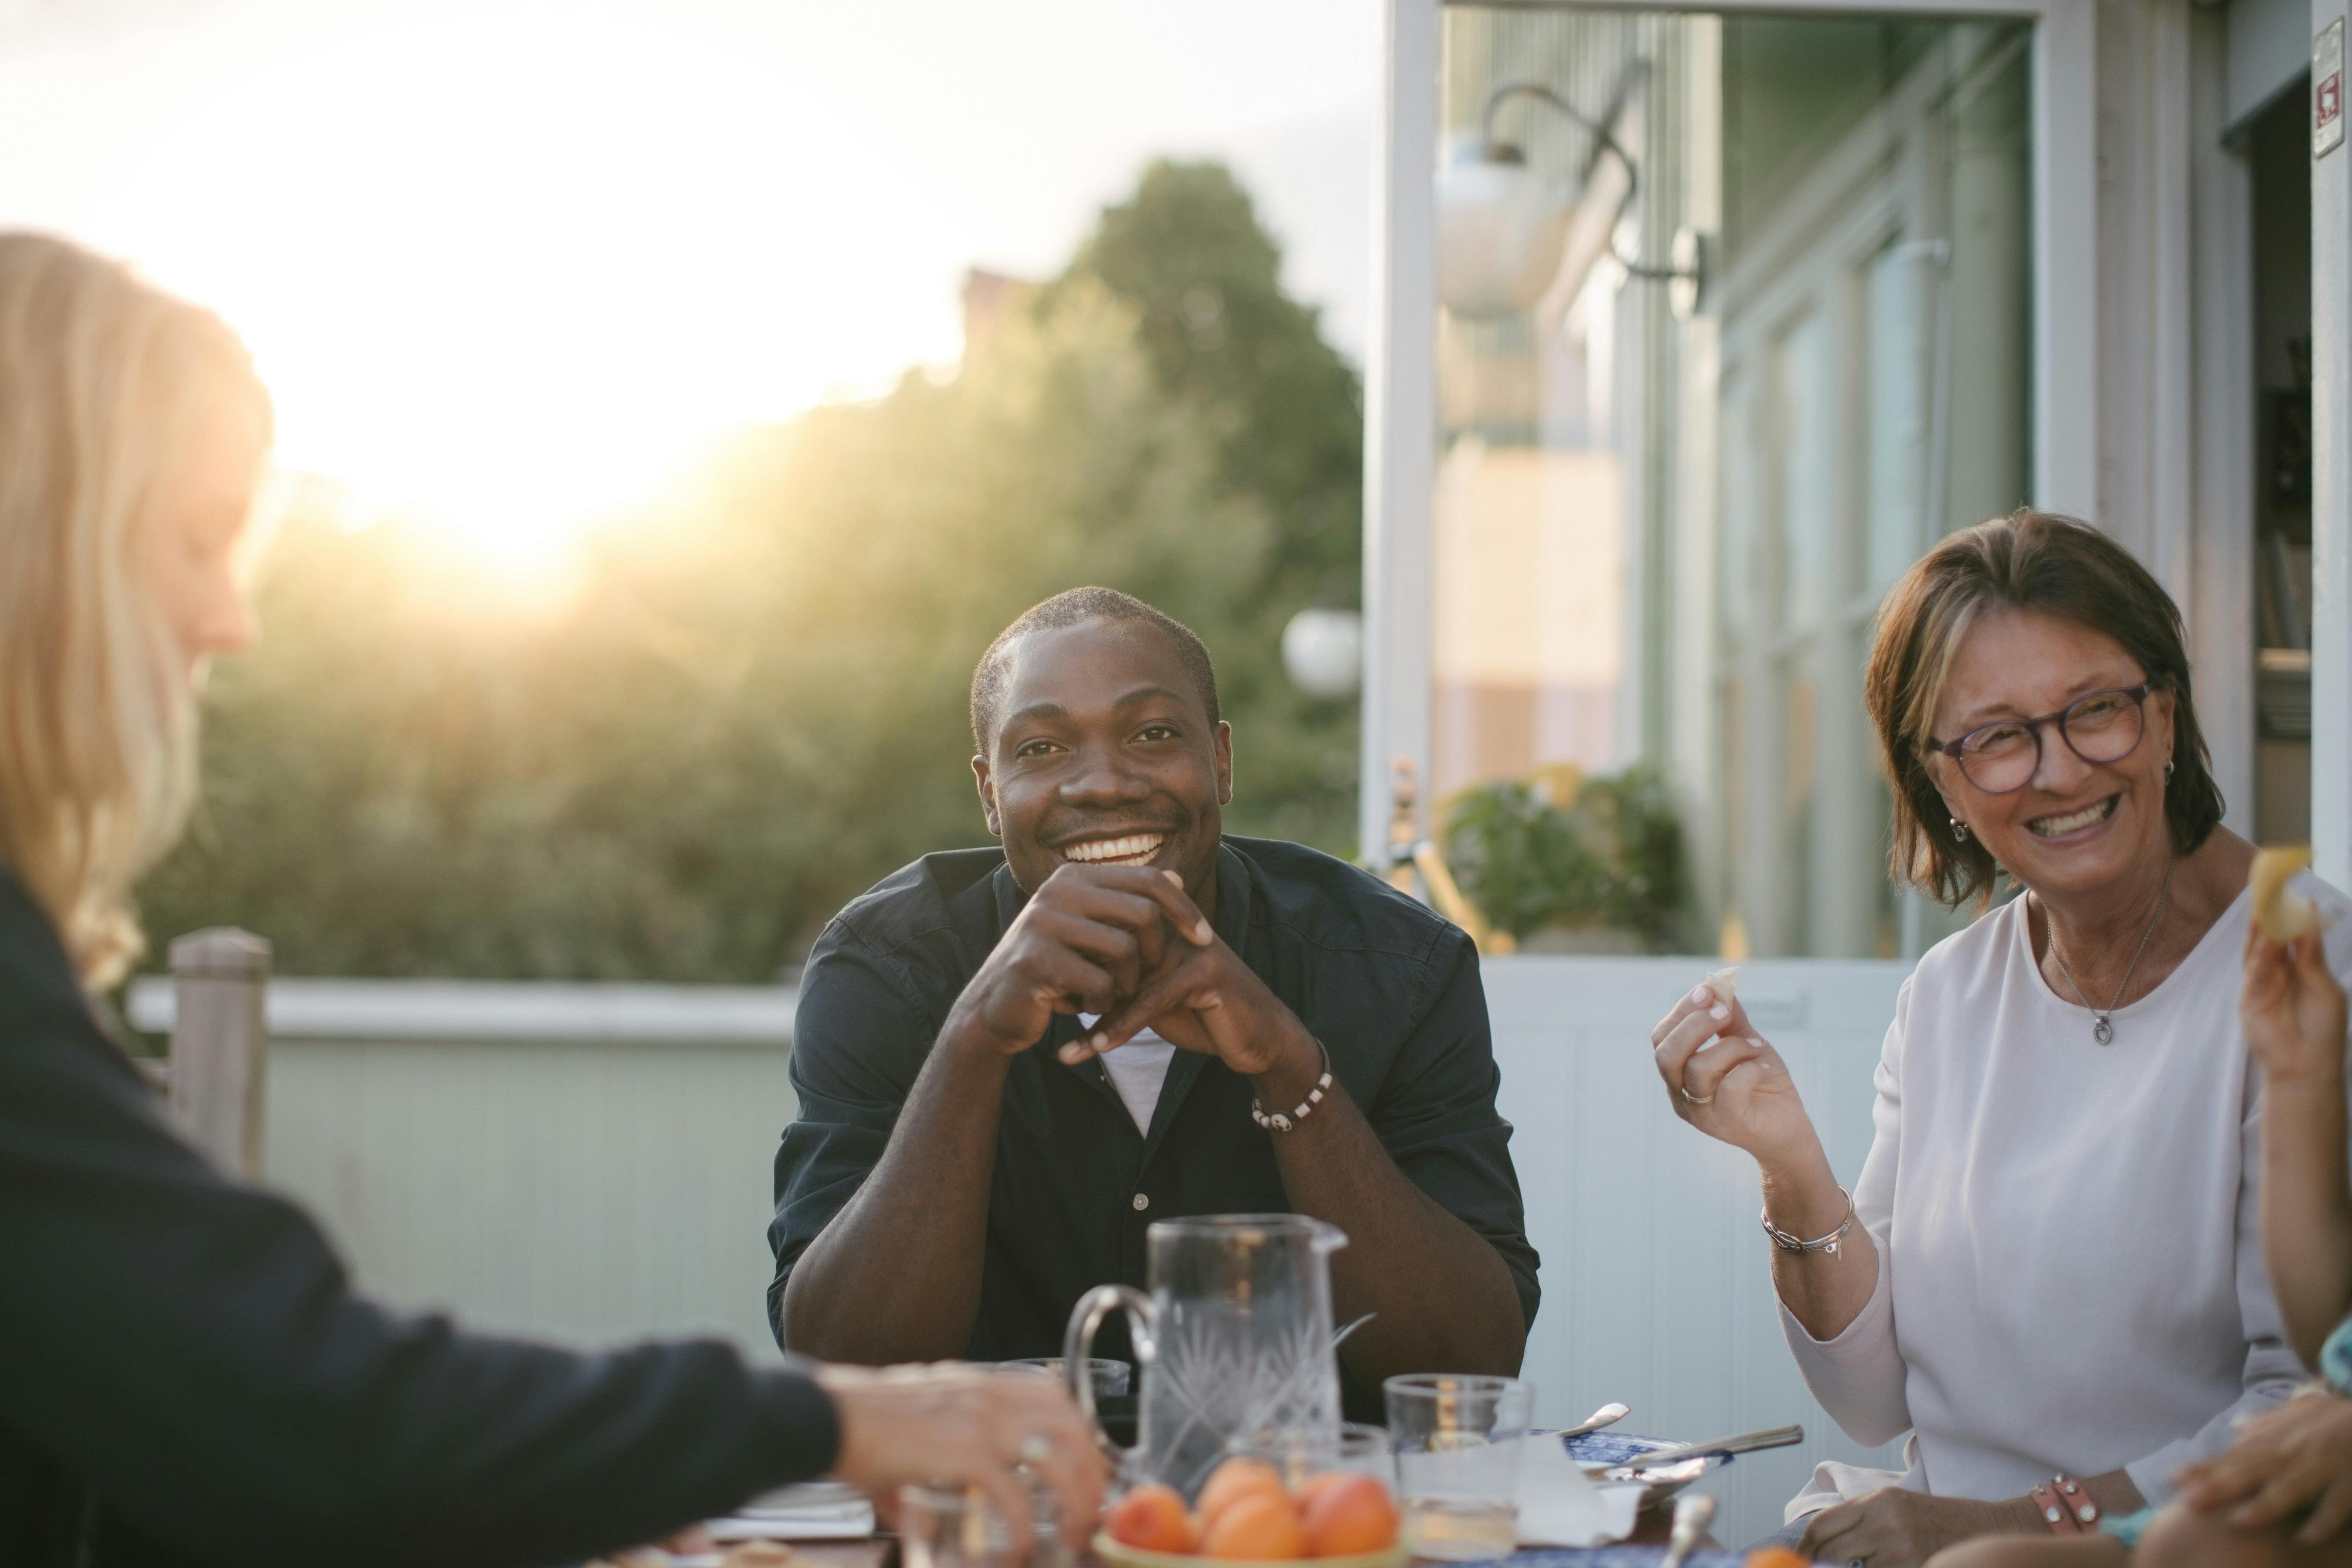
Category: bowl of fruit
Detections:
[{"x1": 1097, "y1": 1458, "x2": 1405, "y2": 1568}]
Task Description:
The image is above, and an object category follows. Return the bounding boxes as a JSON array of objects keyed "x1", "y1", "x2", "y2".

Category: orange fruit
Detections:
[
  {"x1": 1744, "y1": 1551, "x2": 1811, "y2": 1568},
  {"x1": 1291, "y1": 1473, "x2": 1351, "y2": 1515},
  {"x1": 1108, "y1": 1483, "x2": 1201, "y2": 1554},
  {"x1": 1197, "y1": 1459, "x2": 1288, "y2": 1526},
  {"x1": 1299, "y1": 1474, "x2": 1397, "y2": 1557},
  {"x1": 1202, "y1": 1490, "x2": 1305, "y2": 1560}
]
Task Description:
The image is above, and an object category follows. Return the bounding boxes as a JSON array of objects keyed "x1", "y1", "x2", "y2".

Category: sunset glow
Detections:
[{"x1": 80, "y1": 1, "x2": 983, "y2": 574}]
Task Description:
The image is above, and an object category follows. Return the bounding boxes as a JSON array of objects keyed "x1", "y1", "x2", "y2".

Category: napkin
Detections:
[
  {"x1": 1512, "y1": 1436, "x2": 1646, "y2": 1547},
  {"x1": 706, "y1": 1482, "x2": 876, "y2": 1541}
]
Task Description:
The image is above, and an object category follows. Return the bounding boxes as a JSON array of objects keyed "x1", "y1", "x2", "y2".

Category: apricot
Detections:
[
  {"x1": 1197, "y1": 1459, "x2": 1289, "y2": 1526},
  {"x1": 1202, "y1": 1490, "x2": 1305, "y2": 1560},
  {"x1": 1108, "y1": 1483, "x2": 1201, "y2": 1554},
  {"x1": 1744, "y1": 1551, "x2": 1811, "y2": 1568},
  {"x1": 1300, "y1": 1474, "x2": 1397, "y2": 1557},
  {"x1": 1291, "y1": 1473, "x2": 1351, "y2": 1515}
]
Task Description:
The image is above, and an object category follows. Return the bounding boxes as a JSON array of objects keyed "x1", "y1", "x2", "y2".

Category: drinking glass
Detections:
[
  {"x1": 1383, "y1": 1374, "x2": 1533, "y2": 1561},
  {"x1": 898, "y1": 1484, "x2": 1072, "y2": 1568},
  {"x1": 994, "y1": 1357, "x2": 1133, "y2": 1403},
  {"x1": 1334, "y1": 1422, "x2": 1397, "y2": 1490}
]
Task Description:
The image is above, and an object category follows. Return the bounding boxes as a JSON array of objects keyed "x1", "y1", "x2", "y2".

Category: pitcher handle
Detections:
[{"x1": 1064, "y1": 1283, "x2": 1154, "y2": 1462}]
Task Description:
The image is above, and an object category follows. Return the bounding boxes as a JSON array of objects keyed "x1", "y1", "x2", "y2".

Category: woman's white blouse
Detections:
[{"x1": 1783, "y1": 881, "x2": 2351, "y2": 1521}]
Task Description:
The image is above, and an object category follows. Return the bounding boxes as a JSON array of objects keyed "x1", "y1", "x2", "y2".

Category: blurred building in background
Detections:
[{"x1": 1366, "y1": 0, "x2": 2332, "y2": 958}]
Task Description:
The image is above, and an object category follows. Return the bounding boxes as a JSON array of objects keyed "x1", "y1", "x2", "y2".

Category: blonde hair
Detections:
[{"x1": 0, "y1": 234, "x2": 270, "y2": 986}]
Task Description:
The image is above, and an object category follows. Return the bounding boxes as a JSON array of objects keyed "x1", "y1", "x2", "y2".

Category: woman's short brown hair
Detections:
[{"x1": 1864, "y1": 508, "x2": 2226, "y2": 909}]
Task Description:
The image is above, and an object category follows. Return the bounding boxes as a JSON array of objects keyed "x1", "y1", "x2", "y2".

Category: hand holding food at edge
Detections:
[
  {"x1": 814, "y1": 1363, "x2": 1109, "y2": 1554},
  {"x1": 2241, "y1": 918, "x2": 2350, "y2": 1090}
]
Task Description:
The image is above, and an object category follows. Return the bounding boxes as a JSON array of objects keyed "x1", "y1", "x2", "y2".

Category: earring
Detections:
[
  {"x1": 1950, "y1": 817, "x2": 1970, "y2": 843},
  {"x1": 2164, "y1": 759, "x2": 2175, "y2": 782}
]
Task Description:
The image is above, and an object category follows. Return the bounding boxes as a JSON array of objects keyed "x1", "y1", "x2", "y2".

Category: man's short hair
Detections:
[{"x1": 970, "y1": 588, "x2": 1221, "y2": 753}]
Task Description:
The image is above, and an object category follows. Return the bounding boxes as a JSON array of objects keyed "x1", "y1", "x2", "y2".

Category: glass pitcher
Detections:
[{"x1": 1063, "y1": 1214, "x2": 1347, "y2": 1500}]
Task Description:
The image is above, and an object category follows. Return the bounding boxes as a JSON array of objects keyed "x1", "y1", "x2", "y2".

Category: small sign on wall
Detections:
[{"x1": 2321, "y1": 19, "x2": 2346, "y2": 157}]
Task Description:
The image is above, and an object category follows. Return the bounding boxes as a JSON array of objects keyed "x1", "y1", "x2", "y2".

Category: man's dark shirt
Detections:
[{"x1": 769, "y1": 835, "x2": 1540, "y2": 1420}]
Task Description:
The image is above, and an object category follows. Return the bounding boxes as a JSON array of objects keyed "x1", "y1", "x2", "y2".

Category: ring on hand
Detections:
[
  {"x1": 1680, "y1": 1088, "x2": 1714, "y2": 1106},
  {"x1": 1018, "y1": 1434, "x2": 1053, "y2": 1466}
]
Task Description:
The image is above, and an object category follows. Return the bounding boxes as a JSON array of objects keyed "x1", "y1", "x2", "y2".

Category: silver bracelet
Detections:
[
  {"x1": 1761, "y1": 1186, "x2": 1855, "y2": 1255},
  {"x1": 1250, "y1": 1038, "x2": 1334, "y2": 1132}
]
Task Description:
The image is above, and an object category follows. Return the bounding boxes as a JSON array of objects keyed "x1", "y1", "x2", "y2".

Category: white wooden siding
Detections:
[
  {"x1": 132, "y1": 961, "x2": 1912, "y2": 1543},
  {"x1": 1487, "y1": 955, "x2": 1912, "y2": 1544}
]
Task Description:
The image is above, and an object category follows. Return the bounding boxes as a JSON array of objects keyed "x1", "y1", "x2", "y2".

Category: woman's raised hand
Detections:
[{"x1": 1650, "y1": 978, "x2": 1819, "y2": 1169}]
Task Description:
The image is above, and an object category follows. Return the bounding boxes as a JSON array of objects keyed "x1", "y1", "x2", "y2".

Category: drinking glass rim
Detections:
[
  {"x1": 1383, "y1": 1373, "x2": 1531, "y2": 1398},
  {"x1": 1147, "y1": 1212, "x2": 1346, "y2": 1242}
]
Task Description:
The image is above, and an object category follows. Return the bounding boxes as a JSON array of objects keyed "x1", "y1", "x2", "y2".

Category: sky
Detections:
[{"x1": 0, "y1": 0, "x2": 1378, "y2": 564}]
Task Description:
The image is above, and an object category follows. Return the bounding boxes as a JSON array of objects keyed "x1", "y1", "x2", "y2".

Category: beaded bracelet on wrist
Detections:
[{"x1": 1250, "y1": 1037, "x2": 1334, "y2": 1132}]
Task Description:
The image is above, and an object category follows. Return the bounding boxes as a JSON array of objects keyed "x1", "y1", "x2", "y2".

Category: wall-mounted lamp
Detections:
[{"x1": 1437, "y1": 82, "x2": 1707, "y2": 320}]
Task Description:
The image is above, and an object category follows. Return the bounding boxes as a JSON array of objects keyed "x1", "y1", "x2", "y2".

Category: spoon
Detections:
[
  {"x1": 1660, "y1": 1493, "x2": 1716, "y2": 1568},
  {"x1": 1556, "y1": 1401, "x2": 1631, "y2": 1440},
  {"x1": 1619, "y1": 1423, "x2": 1803, "y2": 1471}
]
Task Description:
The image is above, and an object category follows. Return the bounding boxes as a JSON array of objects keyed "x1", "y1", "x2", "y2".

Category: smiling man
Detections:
[{"x1": 767, "y1": 589, "x2": 1537, "y2": 1413}]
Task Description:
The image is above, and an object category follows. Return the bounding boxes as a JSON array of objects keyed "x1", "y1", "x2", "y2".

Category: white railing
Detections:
[
  {"x1": 128, "y1": 954, "x2": 1913, "y2": 1544},
  {"x1": 127, "y1": 972, "x2": 800, "y2": 1357}
]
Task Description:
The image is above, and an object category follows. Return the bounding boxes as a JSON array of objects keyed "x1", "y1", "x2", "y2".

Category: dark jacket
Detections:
[{"x1": 0, "y1": 872, "x2": 838, "y2": 1568}]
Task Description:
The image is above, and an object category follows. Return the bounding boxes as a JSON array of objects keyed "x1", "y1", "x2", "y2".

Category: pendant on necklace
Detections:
[{"x1": 2092, "y1": 1015, "x2": 2114, "y2": 1046}]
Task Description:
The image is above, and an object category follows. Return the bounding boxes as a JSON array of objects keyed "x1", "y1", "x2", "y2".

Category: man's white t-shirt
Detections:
[{"x1": 1076, "y1": 1015, "x2": 1179, "y2": 1133}]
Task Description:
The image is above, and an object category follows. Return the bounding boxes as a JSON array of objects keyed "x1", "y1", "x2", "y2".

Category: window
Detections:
[{"x1": 1429, "y1": 9, "x2": 2031, "y2": 956}]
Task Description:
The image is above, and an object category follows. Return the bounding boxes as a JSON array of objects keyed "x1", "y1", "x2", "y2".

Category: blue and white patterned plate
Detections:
[{"x1": 1554, "y1": 1431, "x2": 1721, "y2": 1509}]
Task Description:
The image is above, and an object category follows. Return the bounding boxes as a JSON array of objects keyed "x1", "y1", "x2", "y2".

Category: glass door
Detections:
[{"x1": 1428, "y1": 9, "x2": 2032, "y2": 957}]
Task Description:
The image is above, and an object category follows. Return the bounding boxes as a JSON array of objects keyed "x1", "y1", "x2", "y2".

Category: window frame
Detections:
[{"x1": 1362, "y1": 0, "x2": 2100, "y2": 859}]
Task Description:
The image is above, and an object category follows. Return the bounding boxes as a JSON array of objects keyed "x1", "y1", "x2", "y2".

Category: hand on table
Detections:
[
  {"x1": 942, "y1": 864, "x2": 1214, "y2": 1058},
  {"x1": 2179, "y1": 1386, "x2": 2352, "y2": 1543},
  {"x1": 815, "y1": 1362, "x2": 1109, "y2": 1554},
  {"x1": 1650, "y1": 980, "x2": 1817, "y2": 1168},
  {"x1": 1801, "y1": 1485, "x2": 2021, "y2": 1568}
]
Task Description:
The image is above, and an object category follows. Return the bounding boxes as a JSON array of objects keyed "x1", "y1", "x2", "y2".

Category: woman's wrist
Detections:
[
  {"x1": 1991, "y1": 1494, "x2": 2050, "y2": 1535},
  {"x1": 1757, "y1": 1144, "x2": 1842, "y2": 1222}
]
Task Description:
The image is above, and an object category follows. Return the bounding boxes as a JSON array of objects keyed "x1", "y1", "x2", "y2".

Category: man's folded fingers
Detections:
[{"x1": 1086, "y1": 963, "x2": 1199, "y2": 1055}]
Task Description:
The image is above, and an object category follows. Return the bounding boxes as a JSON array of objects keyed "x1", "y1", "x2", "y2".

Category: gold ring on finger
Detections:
[{"x1": 1680, "y1": 1088, "x2": 1714, "y2": 1105}]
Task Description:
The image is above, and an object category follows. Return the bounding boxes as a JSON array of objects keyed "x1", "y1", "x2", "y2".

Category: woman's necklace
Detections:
[{"x1": 2045, "y1": 859, "x2": 2175, "y2": 1046}]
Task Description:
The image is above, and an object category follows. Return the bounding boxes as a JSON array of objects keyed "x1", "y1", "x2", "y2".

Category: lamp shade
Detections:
[
  {"x1": 1281, "y1": 608, "x2": 1363, "y2": 700},
  {"x1": 1436, "y1": 144, "x2": 1575, "y2": 318}
]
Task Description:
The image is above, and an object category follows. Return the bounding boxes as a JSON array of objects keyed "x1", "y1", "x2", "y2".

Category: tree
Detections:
[{"x1": 140, "y1": 178, "x2": 1366, "y2": 981}]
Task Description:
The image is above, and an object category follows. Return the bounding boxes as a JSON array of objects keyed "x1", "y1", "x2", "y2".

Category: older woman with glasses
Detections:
[{"x1": 1650, "y1": 511, "x2": 2348, "y2": 1568}]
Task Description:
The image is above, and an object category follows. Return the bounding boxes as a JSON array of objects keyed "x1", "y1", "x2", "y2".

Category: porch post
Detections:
[
  {"x1": 1362, "y1": 0, "x2": 1440, "y2": 862},
  {"x1": 2315, "y1": 7, "x2": 2352, "y2": 884}
]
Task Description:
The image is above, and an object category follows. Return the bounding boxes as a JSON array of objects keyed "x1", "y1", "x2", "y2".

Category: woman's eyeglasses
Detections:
[{"x1": 1927, "y1": 684, "x2": 2153, "y2": 795}]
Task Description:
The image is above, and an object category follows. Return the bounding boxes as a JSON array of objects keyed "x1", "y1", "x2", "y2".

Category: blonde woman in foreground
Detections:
[{"x1": 0, "y1": 232, "x2": 1106, "y2": 1568}]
